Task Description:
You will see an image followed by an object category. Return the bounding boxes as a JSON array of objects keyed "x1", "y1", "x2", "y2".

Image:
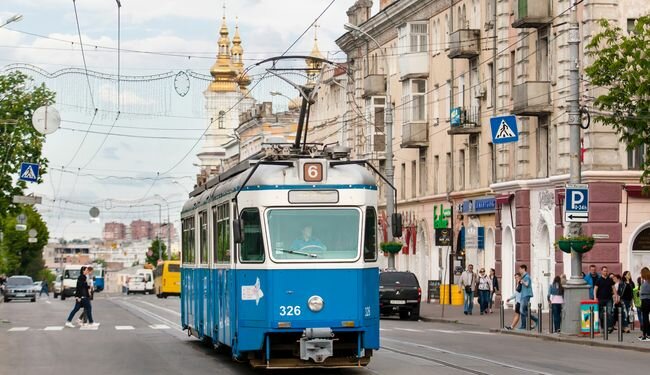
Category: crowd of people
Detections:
[{"x1": 459, "y1": 263, "x2": 650, "y2": 341}]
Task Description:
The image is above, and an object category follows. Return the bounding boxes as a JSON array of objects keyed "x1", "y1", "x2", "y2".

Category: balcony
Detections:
[
  {"x1": 401, "y1": 121, "x2": 428, "y2": 148},
  {"x1": 448, "y1": 29, "x2": 480, "y2": 59},
  {"x1": 363, "y1": 74, "x2": 386, "y2": 98},
  {"x1": 398, "y1": 52, "x2": 429, "y2": 80},
  {"x1": 513, "y1": 0, "x2": 552, "y2": 28},
  {"x1": 512, "y1": 81, "x2": 552, "y2": 116},
  {"x1": 447, "y1": 107, "x2": 482, "y2": 135}
]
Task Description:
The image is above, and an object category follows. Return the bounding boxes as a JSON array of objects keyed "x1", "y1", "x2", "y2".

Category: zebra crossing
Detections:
[{"x1": 5, "y1": 324, "x2": 171, "y2": 332}]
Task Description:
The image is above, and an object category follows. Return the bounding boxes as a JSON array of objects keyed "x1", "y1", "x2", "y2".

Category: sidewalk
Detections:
[{"x1": 419, "y1": 301, "x2": 650, "y2": 353}]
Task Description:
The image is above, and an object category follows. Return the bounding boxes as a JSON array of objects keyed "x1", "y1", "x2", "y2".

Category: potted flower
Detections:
[
  {"x1": 380, "y1": 241, "x2": 404, "y2": 254},
  {"x1": 555, "y1": 235, "x2": 595, "y2": 254}
]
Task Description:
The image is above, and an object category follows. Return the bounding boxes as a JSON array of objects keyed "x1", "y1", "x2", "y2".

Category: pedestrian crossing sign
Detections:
[
  {"x1": 19, "y1": 162, "x2": 39, "y2": 183},
  {"x1": 490, "y1": 115, "x2": 519, "y2": 144}
]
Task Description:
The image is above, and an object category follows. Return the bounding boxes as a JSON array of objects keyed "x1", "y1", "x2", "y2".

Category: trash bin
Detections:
[{"x1": 580, "y1": 299, "x2": 599, "y2": 334}]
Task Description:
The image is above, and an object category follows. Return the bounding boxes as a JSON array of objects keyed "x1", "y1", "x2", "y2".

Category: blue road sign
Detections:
[
  {"x1": 19, "y1": 162, "x2": 39, "y2": 183},
  {"x1": 490, "y1": 115, "x2": 519, "y2": 144},
  {"x1": 451, "y1": 107, "x2": 462, "y2": 127},
  {"x1": 565, "y1": 184, "x2": 589, "y2": 222}
]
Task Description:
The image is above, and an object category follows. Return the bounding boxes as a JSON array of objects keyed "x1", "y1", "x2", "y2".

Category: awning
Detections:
[
  {"x1": 495, "y1": 193, "x2": 514, "y2": 205},
  {"x1": 625, "y1": 185, "x2": 649, "y2": 198}
]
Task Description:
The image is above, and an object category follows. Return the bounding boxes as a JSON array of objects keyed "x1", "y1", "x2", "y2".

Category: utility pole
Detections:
[
  {"x1": 561, "y1": 0, "x2": 589, "y2": 335},
  {"x1": 155, "y1": 203, "x2": 162, "y2": 263}
]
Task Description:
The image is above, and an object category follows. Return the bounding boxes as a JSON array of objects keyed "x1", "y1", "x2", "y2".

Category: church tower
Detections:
[{"x1": 198, "y1": 9, "x2": 255, "y2": 180}]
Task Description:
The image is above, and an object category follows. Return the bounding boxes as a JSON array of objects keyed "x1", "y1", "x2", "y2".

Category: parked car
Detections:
[
  {"x1": 379, "y1": 271, "x2": 421, "y2": 320},
  {"x1": 126, "y1": 276, "x2": 146, "y2": 295},
  {"x1": 53, "y1": 274, "x2": 62, "y2": 298},
  {"x1": 31, "y1": 281, "x2": 43, "y2": 294},
  {"x1": 3, "y1": 275, "x2": 37, "y2": 302}
]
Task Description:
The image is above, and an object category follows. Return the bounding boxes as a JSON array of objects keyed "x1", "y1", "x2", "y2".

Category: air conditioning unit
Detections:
[{"x1": 473, "y1": 86, "x2": 487, "y2": 98}]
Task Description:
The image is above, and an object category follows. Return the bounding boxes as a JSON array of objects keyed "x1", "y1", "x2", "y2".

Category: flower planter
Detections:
[
  {"x1": 556, "y1": 239, "x2": 572, "y2": 254},
  {"x1": 380, "y1": 242, "x2": 403, "y2": 254},
  {"x1": 555, "y1": 238, "x2": 595, "y2": 254}
]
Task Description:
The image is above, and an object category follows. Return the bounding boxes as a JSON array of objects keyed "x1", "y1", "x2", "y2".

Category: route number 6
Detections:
[
  {"x1": 279, "y1": 305, "x2": 301, "y2": 316},
  {"x1": 303, "y1": 163, "x2": 322, "y2": 182}
]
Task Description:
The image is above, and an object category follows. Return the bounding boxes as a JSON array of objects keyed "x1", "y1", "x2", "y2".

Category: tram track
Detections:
[{"x1": 381, "y1": 337, "x2": 553, "y2": 375}]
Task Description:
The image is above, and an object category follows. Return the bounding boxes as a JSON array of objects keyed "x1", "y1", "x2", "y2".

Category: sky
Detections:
[{"x1": 0, "y1": 0, "x2": 380, "y2": 240}]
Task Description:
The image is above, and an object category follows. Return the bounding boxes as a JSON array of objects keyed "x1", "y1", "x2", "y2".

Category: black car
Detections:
[
  {"x1": 379, "y1": 271, "x2": 421, "y2": 320},
  {"x1": 3, "y1": 275, "x2": 37, "y2": 302}
]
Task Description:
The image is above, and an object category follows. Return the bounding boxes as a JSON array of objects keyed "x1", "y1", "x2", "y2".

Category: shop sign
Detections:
[
  {"x1": 459, "y1": 197, "x2": 496, "y2": 215},
  {"x1": 435, "y1": 228, "x2": 452, "y2": 246}
]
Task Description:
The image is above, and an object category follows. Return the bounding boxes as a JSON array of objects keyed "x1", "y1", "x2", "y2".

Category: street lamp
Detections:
[
  {"x1": 154, "y1": 194, "x2": 171, "y2": 261},
  {"x1": 270, "y1": 91, "x2": 300, "y2": 108},
  {"x1": 0, "y1": 14, "x2": 23, "y2": 28},
  {"x1": 344, "y1": 22, "x2": 396, "y2": 270}
]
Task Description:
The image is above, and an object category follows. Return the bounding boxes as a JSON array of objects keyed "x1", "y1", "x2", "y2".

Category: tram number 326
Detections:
[{"x1": 279, "y1": 305, "x2": 302, "y2": 316}]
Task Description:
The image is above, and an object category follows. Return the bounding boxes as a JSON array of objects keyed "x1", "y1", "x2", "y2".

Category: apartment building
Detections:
[{"x1": 309, "y1": 0, "x2": 650, "y2": 307}]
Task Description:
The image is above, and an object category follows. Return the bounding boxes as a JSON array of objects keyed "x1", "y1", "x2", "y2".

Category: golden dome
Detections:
[
  {"x1": 209, "y1": 14, "x2": 239, "y2": 92},
  {"x1": 305, "y1": 25, "x2": 323, "y2": 80}
]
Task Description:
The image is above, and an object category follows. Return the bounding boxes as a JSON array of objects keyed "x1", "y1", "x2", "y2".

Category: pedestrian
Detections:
[
  {"x1": 505, "y1": 272, "x2": 522, "y2": 330},
  {"x1": 618, "y1": 272, "x2": 634, "y2": 333},
  {"x1": 64, "y1": 266, "x2": 98, "y2": 328},
  {"x1": 79, "y1": 266, "x2": 94, "y2": 324},
  {"x1": 39, "y1": 280, "x2": 49, "y2": 297},
  {"x1": 584, "y1": 264, "x2": 600, "y2": 300},
  {"x1": 459, "y1": 264, "x2": 476, "y2": 316},
  {"x1": 518, "y1": 264, "x2": 538, "y2": 330},
  {"x1": 640, "y1": 267, "x2": 650, "y2": 342},
  {"x1": 489, "y1": 268, "x2": 499, "y2": 314},
  {"x1": 611, "y1": 274, "x2": 629, "y2": 333},
  {"x1": 593, "y1": 266, "x2": 616, "y2": 334},
  {"x1": 548, "y1": 275, "x2": 564, "y2": 333},
  {"x1": 633, "y1": 276, "x2": 643, "y2": 330},
  {"x1": 477, "y1": 268, "x2": 492, "y2": 315}
]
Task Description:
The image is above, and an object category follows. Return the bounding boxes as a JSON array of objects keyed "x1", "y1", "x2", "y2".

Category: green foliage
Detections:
[
  {"x1": 93, "y1": 258, "x2": 107, "y2": 268},
  {"x1": 0, "y1": 206, "x2": 49, "y2": 278},
  {"x1": 585, "y1": 17, "x2": 650, "y2": 183},
  {"x1": 145, "y1": 238, "x2": 168, "y2": 266},
  {"x1": 38, "y1": 267, "x2": 56, "y2": 288},
  {"x1": 0, "y1": 71, "x2": 55, "y2": 216}
]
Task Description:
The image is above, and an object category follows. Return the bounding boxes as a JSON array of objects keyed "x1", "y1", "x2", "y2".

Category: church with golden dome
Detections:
[{"x1": 197, "y1": 10, "x2": 255, "y2": 174}]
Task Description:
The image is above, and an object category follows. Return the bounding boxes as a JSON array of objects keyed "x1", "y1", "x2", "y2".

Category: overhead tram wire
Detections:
[
  {"x1": 72, "y1": 0, "x2": 95, "y2": 109},
  {"x1": 158, "y1": 0, "x2": 339, "y2": 176}
]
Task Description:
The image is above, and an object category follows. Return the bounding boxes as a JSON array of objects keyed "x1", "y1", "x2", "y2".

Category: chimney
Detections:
[
  {"x1": 347, "y1": 0, "x2": 373, "y2": 26},
  {"x1": 379, "y1": 0, "x2": 394, "y2": 11}
]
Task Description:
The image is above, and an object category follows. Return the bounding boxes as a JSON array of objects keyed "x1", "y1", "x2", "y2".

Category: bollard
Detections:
[
  {"x1": 527, "y1": 301, "x2": 532, "y2": 330},
  {"x1": 499, "y1": 300, "x2": 505, "y2": 329},
  {"x1": 589, "y1": 306, "x2": 595, "y2": 339},
  {"x1": 630, "y1": 308, "x2": 635, "y2": 331},
  {"x1": 548, "y1": 304, "x2": 554, "y2": 333},
  {"x1": 618, "y1": 307, "x2": 623, "y2": 342},
  {"x1": 538, "y1": 303, "x2": 543, "y2": 334},
  {"x1": 600, "y1": 305, "x2": 609, "y2": 341}
]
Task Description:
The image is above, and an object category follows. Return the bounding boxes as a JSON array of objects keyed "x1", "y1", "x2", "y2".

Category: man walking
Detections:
[
  {"x1": 519, "y1": 264, "x2": 538, "y2": 329},
  {"x1": 64, "y1": 266, "x2": 98, "y2": 328},
  {"x1": 459, "y1": 264, "x2": 476, "y2": 315},
  {"x1": 584, "y1": 264, "x2": 600, "y2": 300},
  {"x1": 594, "y1": 266, "x2": 616, "y2": 333}
]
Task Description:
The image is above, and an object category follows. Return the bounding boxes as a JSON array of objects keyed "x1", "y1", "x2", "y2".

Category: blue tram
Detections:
[{"x1": 180, "y1": 145, "x2": 386, "y2": 368}]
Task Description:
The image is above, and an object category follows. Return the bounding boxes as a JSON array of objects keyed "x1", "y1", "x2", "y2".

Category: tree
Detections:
[
  {"x1": 145, "y1": 238, "x2": 168, "y2": 266},
  {"x1": 0, "y1": 206, "x2": 49, "y2": 278},
  {"x1": 585, "y1": 16, "x2": 650, "y2": 184},
  {"x1": 0, "y1": 71, "x2": 55, "y2": 216}
]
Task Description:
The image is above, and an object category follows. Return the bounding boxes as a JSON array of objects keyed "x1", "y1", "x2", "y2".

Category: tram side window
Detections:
[
  {"x1": 182, "y1": 217, "x2": 195, "y2": 264},
  {"x1": 240, "y1": 208, "x2": 264, "y2": 263},
  {"x1": 364, "y1": 207, "x2": 378, "y2": 261},
  {"x1": 213, "y1": 203, "x2": 231, "y2": 264},
  {"x1": 199, "y1": 210, "x2": 208, "y2": 264}
]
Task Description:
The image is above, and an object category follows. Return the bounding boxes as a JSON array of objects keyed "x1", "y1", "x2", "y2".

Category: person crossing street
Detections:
[{"x1": 64, "y1": 266, "x2": 98, "y2": 328}]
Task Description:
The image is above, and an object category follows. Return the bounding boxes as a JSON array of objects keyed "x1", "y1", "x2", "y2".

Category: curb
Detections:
[
  {"x1": 419, "y1": 316, "x2": 483, "y2": 327},
  {"x1": 493, "y1": 329, "x2": 650, "y2": 353}
]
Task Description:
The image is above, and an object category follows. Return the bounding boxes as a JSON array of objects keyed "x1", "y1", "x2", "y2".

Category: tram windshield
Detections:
[{"x1": 267, "y1": 208, "x2": 361, "y2": 261}]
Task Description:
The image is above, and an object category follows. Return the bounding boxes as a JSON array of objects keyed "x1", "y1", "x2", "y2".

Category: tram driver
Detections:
[{"x1": 290, "y1": 225, "x2": 327, "y2": 252}]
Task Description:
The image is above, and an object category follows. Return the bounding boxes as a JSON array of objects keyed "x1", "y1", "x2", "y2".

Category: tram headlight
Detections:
[{"x1": 308, "y1": 295, "x2": 324, "y2": 312}]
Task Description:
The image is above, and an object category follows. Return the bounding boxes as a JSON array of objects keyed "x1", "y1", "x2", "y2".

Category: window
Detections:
[
  {"x1": 364, "y1": 207, "x2": 378, "y2": 262},
  {"x1": 365, "y1": 97, "x2": 386, "y2": 154},
  {"x1": 446, "y1": 79, "x2": 451, "y2": 121},
  {"x1": 627, "y1": 18, "x2": 637, "y2": 34},
  {"x1": 266, "y1": 208, "x2": 361, "y2": 262},
  {"x1": 628, "y1": 143, "x2": 646, "y2": 170},
  {"x1": 432, "y1": 84, "x2": 440, "y2": 124},
  {"x1": 537, "y1": 116, "x2": 549, "y2": 178},
  {"x1": 181, "y1": 216, "x2": 195, "y2": 264},
  {"x1": 446, "y1": 152, "x2": 452, "y2": 192},
  {"x1": 445, "y1": 15, "x2": 450, "y2": 49},
  {"x1": 400, "y1": 163, "x2": 406, "y2": 200},
  {"x1": 199, "y1": 210, "x2": 208, "y2": 264},
  {"x1": 432, "y1": 20, "x2": 439, "y2": 54},
  {"x1": 419, "y1": 149, "x2": 428, "y2": 196},
  {"x1": 458, "y1": 149, "x2": 465, "y2": 190},
  {"x1": 537, "y1": 27, "x2": 549, "y2": 81},
  {"x1": 469, "y1": 134, "x2": 479, "y2": 187},
  {"x1": 398, "y1": 22, "x2": 428, "y2": 54},
  {"x1": 510, "y1": 51, "x2": 516, "y2": 100},
  {"x1": 218, "y1": 110, "x2": 225, "y2": 129},
  {"x1": 411, "y1": 160, "x2": 417, "y2": 198},
  {"x1": 487, "y1": 62, "x2": 494, "y2": 108},
  {"x1": 240, "y1": 208, "x2": 264, "y2": 263},
  {"x1": 434, "y1": 155, "x2": 440, "y2": 194},
  {"x1": 212, "y1": 203, "x2": 231, "y2": 264},
  {"x1": 458, "y1": 74, "x2": 465, "y2": 109},
  {"x1": 402, "y1": 79, "x2": 427, "y2": 123}
]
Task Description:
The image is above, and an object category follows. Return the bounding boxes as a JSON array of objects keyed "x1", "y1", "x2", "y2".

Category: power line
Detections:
[{"x1": 71, "y1": 0, "x2": 95, "y2": 108}]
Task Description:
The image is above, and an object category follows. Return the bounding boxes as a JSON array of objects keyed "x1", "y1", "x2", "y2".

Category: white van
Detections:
[
  {"x1": 61, "y1": 265, "x2": 84, "y2": 300},
  {"x1": 136, "y1": 269, "x2": 154, "y2": 294}
]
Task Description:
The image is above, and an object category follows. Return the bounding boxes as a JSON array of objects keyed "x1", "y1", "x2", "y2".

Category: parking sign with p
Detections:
[{"x1": 565, "y1": 184, "x2": 589, "y2": 222}]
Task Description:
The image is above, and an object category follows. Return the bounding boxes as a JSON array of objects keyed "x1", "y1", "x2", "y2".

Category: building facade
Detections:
[
  {"x1": 307, "y1": 0, "x2": 650, "y2": 308},
  {"x1": 103, "y1": 222, "x2": 126, "y2": 242}
]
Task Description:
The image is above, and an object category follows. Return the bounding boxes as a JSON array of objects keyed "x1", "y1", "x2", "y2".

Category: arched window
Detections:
[
  {"x1": 445, "y1": 14, "x2": 450, "y2": 48},
  {"x1": 632, "y1": 226, "x2": 650, "y2": 279},
  {"x1": 218, "y1": 110, "x2": 225, "y2": 129}
]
